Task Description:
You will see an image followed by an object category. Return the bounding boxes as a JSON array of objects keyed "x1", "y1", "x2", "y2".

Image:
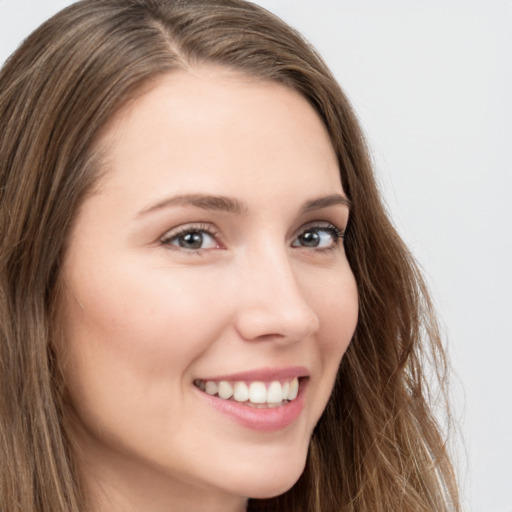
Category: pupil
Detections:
[
  {"x1": 180, "y1": 232, "x2": 203, "y2": 249},
  {"x1": 300, "y1": 231, "x2": 319, "y2": 247}
]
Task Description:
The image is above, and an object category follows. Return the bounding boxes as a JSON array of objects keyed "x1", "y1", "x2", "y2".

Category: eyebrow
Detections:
[
  {"x1": 137, "y1": 194, "x2": 247, "y2": 217},
  {"x1": 137, "y1": 192, "x2": 350, "y2": 217},
  {"x1": 299, "y1": 194, "x2": 351, "y2": 213}
]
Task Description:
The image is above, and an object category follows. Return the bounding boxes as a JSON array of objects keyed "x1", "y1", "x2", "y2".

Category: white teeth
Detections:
[
  {"x1": 282, "y1": 380, "x2": 290, "y2": 399},
  {"x1": 267, "y1": 381, "x2": 283, "y2": 403},
  {"x1": 233, "y1": 381, "x2": 250, "y2": 402},
  {"x1": 249, "y1": 382, "x2": 267, "y2": 404},
  {"x1": 205, "y1": 381, "x2": 218, "y2": 396},
  {"x1": 196, "y1": 376, "x2": 302, "y2": 406},
  {"x1": 287, "y1": 377, "x2": 299, "y2": 400},
  {"x1": 217, "y1": 381, "x2": 233, "y2": 400}
]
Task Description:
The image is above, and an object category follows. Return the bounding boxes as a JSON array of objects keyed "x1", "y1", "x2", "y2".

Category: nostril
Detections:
[
  {"x1": 234, "y1": 303, "x2": 319, "y2": 343},
  {"x1": 234, "y1": 260, "x2": 319, "y2": 342}
]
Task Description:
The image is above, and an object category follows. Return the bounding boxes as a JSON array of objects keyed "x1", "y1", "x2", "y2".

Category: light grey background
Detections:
[{"x1": 1, "y1": 1, "x2": 511, "y2": 511}]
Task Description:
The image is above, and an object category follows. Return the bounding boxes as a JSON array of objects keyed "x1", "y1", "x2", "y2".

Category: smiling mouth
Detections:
[{"x1": 193, "y1": 377, "x2": 301, "y2": 408}]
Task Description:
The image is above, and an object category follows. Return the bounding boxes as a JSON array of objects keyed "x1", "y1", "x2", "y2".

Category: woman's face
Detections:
[{"x1": 59, "y1": 67, "x2": 358, "y2": 511}]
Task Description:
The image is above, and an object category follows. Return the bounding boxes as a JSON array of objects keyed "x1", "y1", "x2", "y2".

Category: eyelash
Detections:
[{"x1": 160, "y1": 222, "x2": 345, "y2": 253}]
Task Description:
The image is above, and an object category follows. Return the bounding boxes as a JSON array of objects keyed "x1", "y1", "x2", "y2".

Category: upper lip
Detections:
[{"x1": 197, "y1": 366, "x2": 309, "y2": 382}]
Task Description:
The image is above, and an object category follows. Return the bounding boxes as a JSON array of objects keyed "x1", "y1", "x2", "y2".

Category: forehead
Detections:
[{"x1": 93, "y1": 66, "x2": 341, "y2": 203}]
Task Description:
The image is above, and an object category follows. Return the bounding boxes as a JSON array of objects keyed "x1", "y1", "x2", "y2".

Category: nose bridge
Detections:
[{"x1": 235, "y1": 242, "x2": 319, "y2": 342}]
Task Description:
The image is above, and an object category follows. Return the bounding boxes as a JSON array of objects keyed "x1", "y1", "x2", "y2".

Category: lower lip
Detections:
[{"x1": 195, "y1": 380, "x2": 307, "y2": 432}]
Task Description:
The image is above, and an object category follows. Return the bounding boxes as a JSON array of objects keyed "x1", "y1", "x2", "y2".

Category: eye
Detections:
[
  {"x1": 161, "y1": 224, "x2": 220, "y2": 251},
  {"x1": 291, "y1": 223, "x2": 344, "y2": 250}
]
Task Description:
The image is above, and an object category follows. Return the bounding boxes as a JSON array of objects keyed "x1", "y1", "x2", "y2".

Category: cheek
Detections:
[
  {"x1": 62, "y1": 260, "x2": 225, "y2": 369},
  {"x1": 310, "y1": 266, "x2": 358, "y2": 355},
  {"x1": 311, "y1": 267, "x2": 358, "y2": 407},
  {"x1": 57, "y1": 261, "x2": 234, "y2": 432},
  {"x1": 57, "y1": 263, "x2": 239, "y2": 464}
]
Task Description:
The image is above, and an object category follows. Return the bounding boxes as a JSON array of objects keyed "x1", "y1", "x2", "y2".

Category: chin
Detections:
[
  {"x1": 236, "y1": 454, "x2": 307, "y2": 500},
  {"x1": 247, "y1": 483, "x2": 298, "y2": 501}
]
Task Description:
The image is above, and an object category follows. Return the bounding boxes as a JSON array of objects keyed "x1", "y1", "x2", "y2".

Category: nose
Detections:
[{"x1": 233, "y1": 247, "x2": 320, "y2": 344}]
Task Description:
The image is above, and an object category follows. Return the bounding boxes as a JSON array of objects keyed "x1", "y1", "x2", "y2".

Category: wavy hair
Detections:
[{"x1": 0, "y1": 1, "x2": 460, "y2": 510}]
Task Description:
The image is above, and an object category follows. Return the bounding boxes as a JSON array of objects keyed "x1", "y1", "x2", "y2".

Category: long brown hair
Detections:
[{"x1": 0, "y1": 1, "x2": 460, "y2": 511}]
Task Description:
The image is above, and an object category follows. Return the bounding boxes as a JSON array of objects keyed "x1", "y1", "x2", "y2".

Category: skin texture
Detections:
[{"x1": 58, "y1": 67, "x2": 359, "y2": 512}]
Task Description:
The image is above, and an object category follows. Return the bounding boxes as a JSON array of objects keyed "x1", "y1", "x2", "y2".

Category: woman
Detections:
[{"x1": 0, "y1": 1, "x2": 460, "y2": 511}]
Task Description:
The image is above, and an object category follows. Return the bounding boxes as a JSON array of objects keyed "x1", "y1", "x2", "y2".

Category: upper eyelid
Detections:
[
  {"x1": 160, "y1": 222, "x2": 219, "y2": 242},
  {"x1": 294, "y1": 220, "x2": 345, "y2": 236}
]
